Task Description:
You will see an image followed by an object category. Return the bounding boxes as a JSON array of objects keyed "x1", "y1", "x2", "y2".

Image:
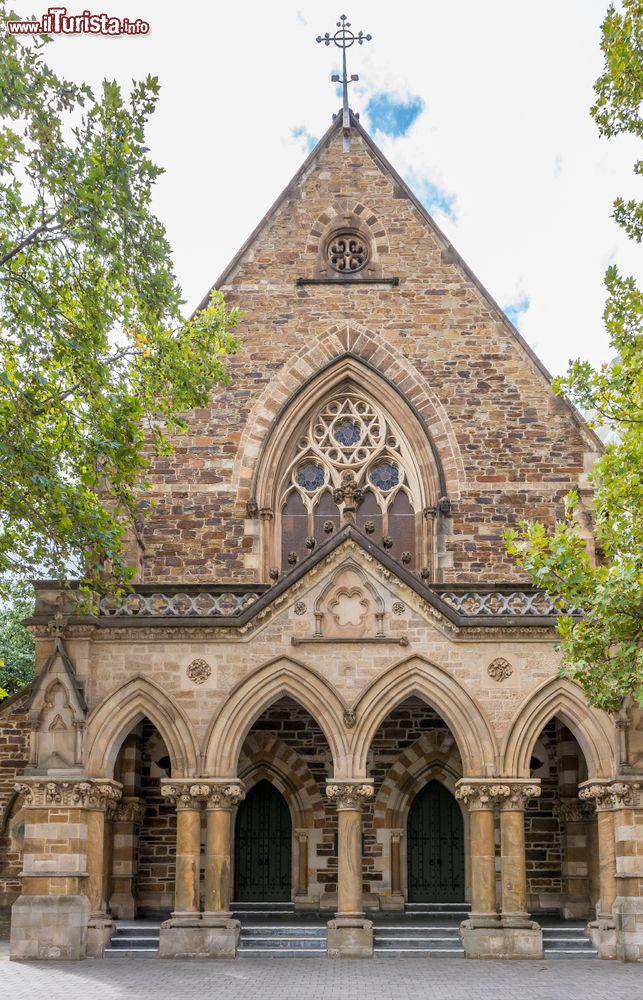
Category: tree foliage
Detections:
[
  {"x1": 0, "y1": 5, "x2": 239, "y2": 599},
  {"x1": 0, "y1": 583, "x2": 35, "y2": 700},
  {"x1": 505, "y1": 1, "x2": 642, "y2": 712}
]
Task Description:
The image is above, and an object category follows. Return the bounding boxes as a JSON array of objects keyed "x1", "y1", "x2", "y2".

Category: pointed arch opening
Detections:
[
  {"x1": 85, "y1": 676, "x2": 198, "y2": 779},
  {"x1": 252, "y1": 357, "x2": 449, "y2": 578}
]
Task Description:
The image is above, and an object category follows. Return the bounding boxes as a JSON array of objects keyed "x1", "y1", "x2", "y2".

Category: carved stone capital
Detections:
[
  {"x1": 112, "y1": 796, "x2": 146, "y2": 825},
  {"x1": 553, "y1": 799, "x2": 596, "y2": 823},
  {"x1": 455, "y1": 782, "x2": 512, "y2": 811},
  {"x1": 295, "y1": 829, "x2": 309, "y2": 843},
  {"x1": 326, "y1": 781, "x2": 374, "y2": 810},
  {"x1": 205, "y1": 782, "x2": 245, "y2": 810},
  {"x1": 15, "y1": 778, "x2": 122, "y2": 810},
  {"x1": 579, "y1": 780, "x2": 641, "y2": 810},
  {"x1": 497, "y1": 782, "x2": 541, "y2": 810},
  {"x1": 161, "y1": 783, "x2": 211, "y2": 810},
  {"x1": 390, "y1": 828, "x2": 404, "y2": 843}
]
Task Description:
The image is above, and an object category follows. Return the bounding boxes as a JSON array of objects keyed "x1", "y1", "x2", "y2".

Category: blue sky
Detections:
[{"x1": 366, "y1": 92, "x2": 424, "y2": 138}]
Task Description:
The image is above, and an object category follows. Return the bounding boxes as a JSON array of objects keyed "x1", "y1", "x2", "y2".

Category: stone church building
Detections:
[{"x1": 0, "y1": 110, "x2": 641, "y2": 963}]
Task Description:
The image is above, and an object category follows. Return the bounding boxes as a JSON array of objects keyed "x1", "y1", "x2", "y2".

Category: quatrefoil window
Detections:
[{"x1": 327, "y1": 230, "x2": 369, "y2": 273}]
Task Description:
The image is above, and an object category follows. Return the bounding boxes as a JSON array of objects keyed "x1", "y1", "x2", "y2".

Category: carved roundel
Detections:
[
  {"x1": 187, "y1": 658, "x2": 212, "y2": 685},
  {"x1": 326, "y1": 230, "x2": 369, "y2": 273},
  {"x1": 487, "y1": 657, "x2": 513, "y2": 682}
]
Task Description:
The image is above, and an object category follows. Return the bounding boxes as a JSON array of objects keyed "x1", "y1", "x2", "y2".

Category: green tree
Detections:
[
  {"x1": 0, "y1": 5, "x2": 239, "y2": 600},
  {"x1": 0, "y1": 583, "x2": 35, "y2": 699},
  {"x1": 505, "y1": 0, "x2": 642, "y2": 712}
]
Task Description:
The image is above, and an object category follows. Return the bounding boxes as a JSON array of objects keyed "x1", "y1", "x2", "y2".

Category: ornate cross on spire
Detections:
[{"x1": 317, "y1": 14, "x2": 372, "y2": 152}]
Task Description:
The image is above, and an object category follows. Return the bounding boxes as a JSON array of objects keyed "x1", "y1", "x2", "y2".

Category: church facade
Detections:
[{"x1": 0, "y1": 112, "x2": 641, "y2": 963}]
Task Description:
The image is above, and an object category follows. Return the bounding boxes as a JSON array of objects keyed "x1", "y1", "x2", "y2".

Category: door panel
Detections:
[
  {"x1": 407, "y1": 780, "x2": 465, "y2": 902},
  {"x1": 234, "y1": 779, "x2": 292, "y2": 902}
]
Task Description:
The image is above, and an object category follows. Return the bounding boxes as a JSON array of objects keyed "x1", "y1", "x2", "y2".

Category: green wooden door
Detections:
[
  {"x1": 234, "y1": 780, "x2": 292, "y2": 902},
  {"x1": 407, "y1": 780, "x2": 465, "y2": 902}
]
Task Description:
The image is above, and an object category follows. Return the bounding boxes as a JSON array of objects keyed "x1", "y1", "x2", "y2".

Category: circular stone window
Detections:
[{"x1": 327, "y1": 231, "x2": 369, "y2": 273}]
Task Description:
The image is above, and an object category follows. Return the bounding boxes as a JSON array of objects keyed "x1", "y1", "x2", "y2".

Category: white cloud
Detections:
[{"x1": 25, "y1": 0, "x2": 641, "y2": 376}]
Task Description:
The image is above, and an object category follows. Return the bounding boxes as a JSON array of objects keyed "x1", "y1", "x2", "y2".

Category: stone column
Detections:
[
  {"x1": 326, "y1": 781, "x2": 374, "y2": 958},
  {"x1": 10, "y1": 778, "x2": 121, "y2": 961},
  {"x1": 158, "y1": 782, "x2": 206, "y2": 958},
  {"x1": 580, "y1": 779, "x2": 643, "y2": 961},
  {"x1": 201, "y1": 782, "x2": 245, "y2": 958},
  {"x1": 83, "y1": 781, "x2": 122, "y2": 957},
  {"x1": 390, "y1": 829, "x2": 403, "y2": 896},
  {"x1": 295, "y1": 830, "x2": 310, "y2": 899},
  {"x1": 497, "y1": 782, "x2": 543, "y2": 958},
  {"x1": 455, "y1": 783, "x2": 502, "y2": 923},
  {"x1": 109, "y1": 797, "x2": 146, "y2": 919}
]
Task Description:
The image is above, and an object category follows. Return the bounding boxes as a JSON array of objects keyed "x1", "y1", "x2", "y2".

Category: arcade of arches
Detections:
[{"x1": 1, "y1": 111, "x2": 642, "y2": 964}]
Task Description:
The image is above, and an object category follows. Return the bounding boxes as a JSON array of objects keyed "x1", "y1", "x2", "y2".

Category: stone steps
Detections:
[
  {"x1": 237, "y1": 924, "x2": 327, "y2": 959},
  {"x1": 104, "y1": 921, "x2": 160, "y2": 959},
  {"x1": 542, "y1": 926, "x2": 597, "y2": 959}
]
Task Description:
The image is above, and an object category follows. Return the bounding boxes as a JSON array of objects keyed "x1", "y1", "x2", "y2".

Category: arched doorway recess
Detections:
[
  {"x1": 407, "y1": 781, "x2": 465, "y2": 903},
  {"x1": 234, "y1": 780, "x2": 292, "y2": 902}
]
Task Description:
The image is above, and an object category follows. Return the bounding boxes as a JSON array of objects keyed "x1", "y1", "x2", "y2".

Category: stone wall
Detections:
[{"x1": 0, "y1": 691, "x2": 30, "y2": 937}]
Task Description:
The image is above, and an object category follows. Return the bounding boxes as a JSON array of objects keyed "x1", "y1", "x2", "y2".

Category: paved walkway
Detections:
[{"x1": 0, "y1": 945, "x2": 640, "y2": 1000}]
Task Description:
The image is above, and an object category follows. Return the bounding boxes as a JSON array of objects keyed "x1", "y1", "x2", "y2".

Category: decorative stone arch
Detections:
[
  {"x1": 501, "y1": 677, "x2": 614, "y2": 779},
  {"x1": 203, "y1": 656, "x2": 350, "y2": 778},
  {"x1": 350, "y1": 655, "x2": 497, "y2": 778},
  {"x1": 306, "y1": 201, "x2": 389, "y2": 278},
  {"x1": 85, "y1": 675, "x2": 199, "y2": 779},
  {"x1": 232, "y1": 325, "x2": 464, "y2": 507},
  {"x1": 238, "y1": 731, "x2": 326, "y2": 829}
]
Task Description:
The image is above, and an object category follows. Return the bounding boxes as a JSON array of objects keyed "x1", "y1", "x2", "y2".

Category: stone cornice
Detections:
[{"x1": 326, "y1": 780, "x2": 374, "y2": 810}]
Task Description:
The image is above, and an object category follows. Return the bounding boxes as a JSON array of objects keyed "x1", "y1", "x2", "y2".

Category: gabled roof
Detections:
[{"x1": 194, "y1": 109, "x2": 601, "y2": 452}]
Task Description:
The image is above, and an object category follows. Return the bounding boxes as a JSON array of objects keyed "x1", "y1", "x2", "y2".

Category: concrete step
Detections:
[
  {"x1": 542, "y1": 926, "x2": 596, "y2": 959},
  {"x1": 104, "y1": 921, "x2": 160, "y2": 958},
  {"x1": 232, "y1": 902, "x2": 294, "y2": 911},
  {"x1": 238, "y1": 948, "x2": 326, "y2": 958}
]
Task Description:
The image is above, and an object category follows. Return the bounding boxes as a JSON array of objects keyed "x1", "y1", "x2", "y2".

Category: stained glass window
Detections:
[
  {"x1": 370, "y1": 462, "x2": 400, "y2": 491},
  {"x1": 296, "y1": 463, "x2": 325, "y2": 492},
  {"x1": 333, "y1": 419, "x2": 362, "y2": 446}
]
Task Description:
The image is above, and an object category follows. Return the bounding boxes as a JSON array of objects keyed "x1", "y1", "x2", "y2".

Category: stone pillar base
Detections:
[
  {"x1": 460, "y1": 918, "x2": 543, "y2": 959},
  {"x1": 86, "y1": 915, "x2": 115, "y2": 958},
  {"x1": 562, "y1": 899, "x2": 592, "y2": 920},
  {"x1": 327, "y1": 917, "x2": 373, "y2": 958},
  {"x1": 588, "y1": 918, "x2": 617, "y2": 959},
  {"x1": 380, "y1": 893, "x2": 406, "y2": 912},
  {"x1": 159, "y1": 916, "x2": 240, "y2": 959},
  {"x1": 10, "y1": 895, "x2": 90, "y2": 961},
  {"x1": 614, "y1": 896, "x2": 643, "y2": 962},
  {"x1": 109, "y1": 891, "x2": 136, "y2": 920}
]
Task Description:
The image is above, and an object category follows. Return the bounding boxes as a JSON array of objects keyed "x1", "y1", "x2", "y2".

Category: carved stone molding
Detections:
[
  {"x1": 487, "y1": 657, "x2": 513, "y2": 682},
  {"x1": 15, "y1": 778, "x2": 122, "y2": 809},
  {"x1": 326, "y1": 782, "x2": 374, "y2": 810},
  {"x1": 579, "y1": 781, "x2": 641, "y2": 810},
  {"x1": 186, "y1": 657, "x2": 212, "y2": 685},
  {"x1": 553, "y1": 799, "x2": 596, "y2": 823}
]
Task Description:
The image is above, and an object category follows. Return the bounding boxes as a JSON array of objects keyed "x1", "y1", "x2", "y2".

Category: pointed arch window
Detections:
[{"x1": 279, "y1": 390, "x2": 424, "y2": 571}]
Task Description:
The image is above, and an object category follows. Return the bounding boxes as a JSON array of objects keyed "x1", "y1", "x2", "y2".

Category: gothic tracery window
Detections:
[{"x1": 279, "y1": 391, "x2": 422, "y2": 570}]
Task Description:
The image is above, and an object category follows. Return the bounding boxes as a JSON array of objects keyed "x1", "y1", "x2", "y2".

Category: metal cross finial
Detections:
[{"x1": 317, "y1": 14, "x2": 372, "y2": 151}]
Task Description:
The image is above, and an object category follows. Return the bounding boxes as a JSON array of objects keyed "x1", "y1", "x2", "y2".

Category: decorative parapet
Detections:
[
  {"x1": 326, "y1": 781, "x2": 374, "y2": 810},
  {"x1": 455, "y1": 779, "x2": 541, "y2": 810},
  {"x1": 15, "y1": 778, "x2": 122, "y2": 809},
  {"x1": 579, "y1": 780, "x2": 641, "y2": 810},
  {"x1": 99, "y1": 589, "x2": 262, "y2": 618},
  {"x1": 438, "y1": 590, "x2": 582, "y2": 617}
]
